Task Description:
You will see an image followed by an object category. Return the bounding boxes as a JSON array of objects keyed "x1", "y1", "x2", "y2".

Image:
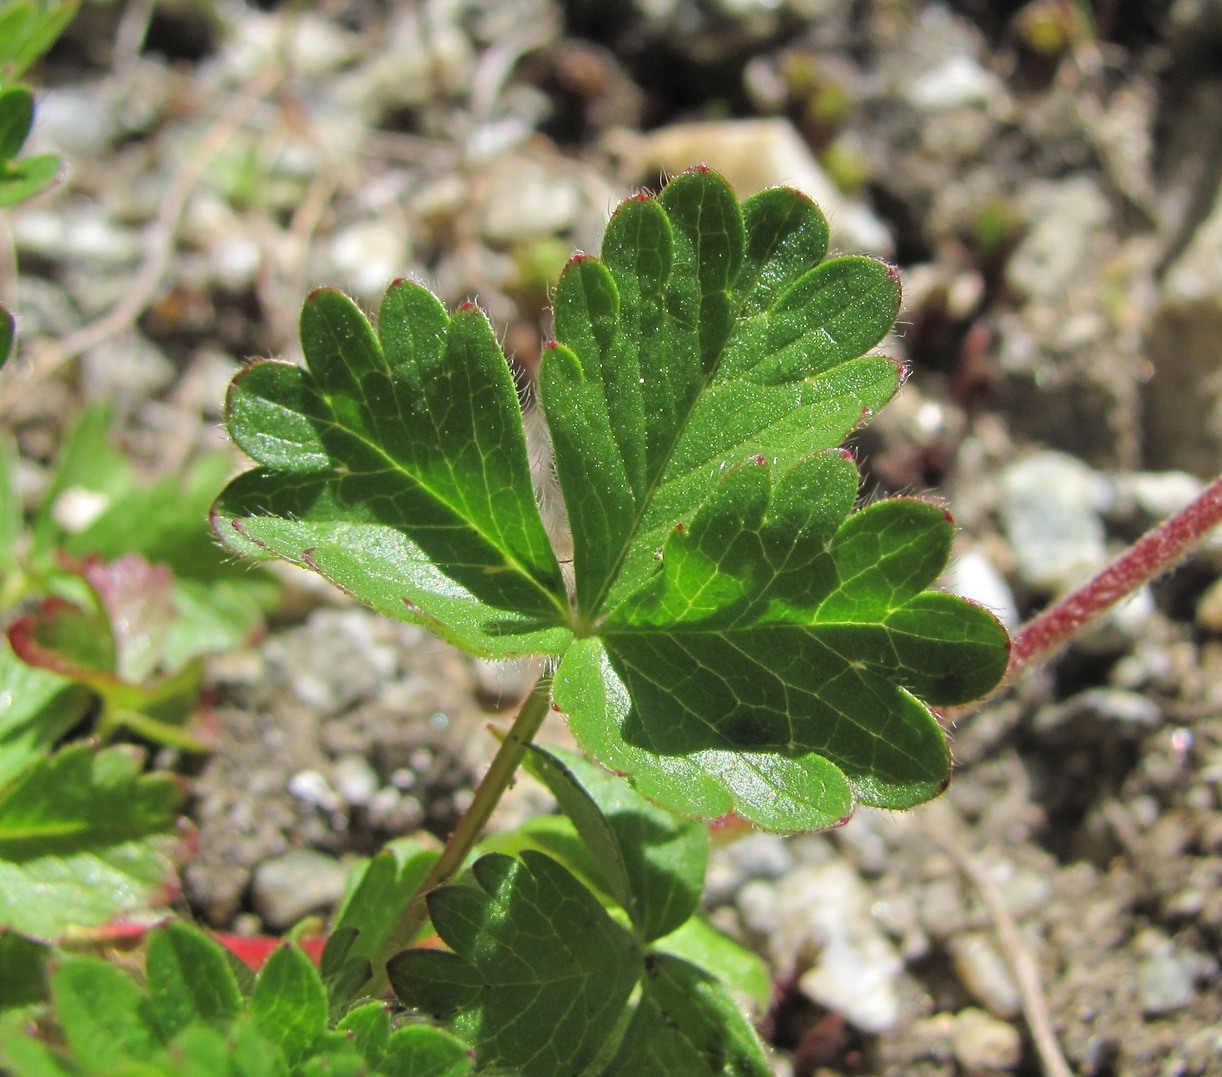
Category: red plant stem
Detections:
[{"x1": 1007, "y1": 472, "x2": 1222, "y2": 678}]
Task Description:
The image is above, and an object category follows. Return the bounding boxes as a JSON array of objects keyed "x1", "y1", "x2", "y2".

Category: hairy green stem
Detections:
[{"x1": 373, "y1": 672, "x2": 553, "y2": 985}]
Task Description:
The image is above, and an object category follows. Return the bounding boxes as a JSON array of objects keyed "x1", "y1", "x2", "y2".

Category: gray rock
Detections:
[
  {"x1": 761, "y1": 861, "x2": 904, "y2": 1033},
  {"x1": 1133, "y1": 929, "x2": 1217, "y2": 1016},
  {"x1": 252, "y1": 849, "x2": 350, "y2": 929},
  {"x1": 1006, "y1": 177, "x2": 1112, "y2": 304},
  {"x1": 478, "y1": 156, "x2": 583, "y2": 245},
  {"x1": 998, "y1": 450, "x2": 1108, "y2": 591},
  {"x1": 607, "y1": 118, "x2": 893, "y2": 255}
]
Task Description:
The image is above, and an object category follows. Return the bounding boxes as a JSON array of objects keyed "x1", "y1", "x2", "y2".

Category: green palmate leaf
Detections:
[
  {"x1": 522, "y1": 744, "x2": 706, "y2": 941},
  {"x1": 214, "y1": 167, "x2": 1010, "y2": 830},
  {"x1": 537, "y1": 169, "x2": 1006, "y2": 828},
  {"x1": 389, "y1": 851, "x2": 641, "y2": 1076},
  {"x1": 597, "y1": 954, "x2": 770, "y2": 1076}
]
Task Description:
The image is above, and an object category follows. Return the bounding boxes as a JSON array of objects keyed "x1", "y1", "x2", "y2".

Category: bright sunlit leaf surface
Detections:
[{"x1": 214, "y1": 167, "x2": 1009, "y2": 831}]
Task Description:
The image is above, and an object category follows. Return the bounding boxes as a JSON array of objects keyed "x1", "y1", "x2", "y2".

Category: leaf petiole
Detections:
[{"x1": 370, "y1": 672, "x2": 554, "y2": 989}]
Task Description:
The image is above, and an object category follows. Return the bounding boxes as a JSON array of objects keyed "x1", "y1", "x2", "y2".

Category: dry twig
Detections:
[{"x1": 923, "y1": 799, "x2": 1074, "y2": 1077}]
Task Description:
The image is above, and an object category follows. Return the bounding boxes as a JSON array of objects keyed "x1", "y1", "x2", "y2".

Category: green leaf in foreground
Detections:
[
  {"x1": 0, "y1": 743, "x2": 182, "y2": 939},
  {"x1": 523, "y1": 744, "x2": 706, "y2": 942},
  {"x1": 4, "y1": 923, "x2": 475, "y2": 1077},
  {"x1": 389, "y1": 851, "x2": 642, "y2": 1076},
  {"x1": 320, "y1": 838, "x2": 439, "y2": 1013},
  {"x1": 214, "y1": 167, "x2": 1010, "y2": 830}
]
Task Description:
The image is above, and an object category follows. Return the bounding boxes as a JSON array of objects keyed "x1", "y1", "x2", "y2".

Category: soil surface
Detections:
[{"x1": 5, "y1": 2, "x2": 1222, "y2": 1074}]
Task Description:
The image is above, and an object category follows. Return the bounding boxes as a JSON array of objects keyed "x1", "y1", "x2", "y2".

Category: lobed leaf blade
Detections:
[
  {"x1": 220, "y1": 283, "x2": 567, "y2": 627},
  {"x1": 389, "y1": 851, "x2": 642, "y2": 1077}
]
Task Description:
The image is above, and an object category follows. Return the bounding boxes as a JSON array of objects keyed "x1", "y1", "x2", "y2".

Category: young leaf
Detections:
[
  {"x1": 597, "y1": 953, "x2": 771, "y2": 1075},
  {"x1": 250, "y1": 941, "x2": 328, "y2": 1068},
  {"x1": 145, "y1": 923, "x2": 244, "y2": 1041},
  {"x1": 522, "y1": 744, "x2": 707, "y2": 942},
  {"x1": 0, "y1": 742, "x2": 181, "y2": 861},
  {"x1": 381, "y1": 1025, "x2": 474, "y2": 1077},
  {"x1": 320, "y1": 838, "x2": 439, "y2": 1012},
  {"x1": 389, "y1": 851, "x2": 641, "y2": 1076},
  {"x1": 0, "y1": 2, "x2": 79, "y2": 83},
  {"x1": 0, "y1": 152, "x2": 57, "y2": 206}
]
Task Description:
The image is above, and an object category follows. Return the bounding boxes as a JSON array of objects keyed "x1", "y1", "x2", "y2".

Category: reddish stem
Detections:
[{"x1": 1007, "y1": 472, "x2": 1222, "y2": 678}]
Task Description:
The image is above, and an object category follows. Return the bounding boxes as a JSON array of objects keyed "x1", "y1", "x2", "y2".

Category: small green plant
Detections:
[
  {"x1": 202, "y1": 166, "x2": 1010, "y2": 1070},
  {"x1": 5, "y1": 165, "x2": 1220, "y2": 1074},
  {"x1": 0, "y1": 407, "x2": 277, "y2": 947}
]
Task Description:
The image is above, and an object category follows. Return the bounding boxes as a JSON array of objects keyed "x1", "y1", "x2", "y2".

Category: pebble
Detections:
[
  {"x1": 332, "y1": 754, "x2": 379, "y2": 807},
  {"x1": 478, "y1": 156, "x2": 584, "y2": 244},
  {"x1": 950, "y1": 932, "x2": 1021, "y2": 1019},
  {"x1": 950, "y1": 1007, "x2": 1022, "y2": 1072},
  {"x1": 707, "y1": 832, "x2": 794, "y2": 905},
  {"x1": 758, "y1": 861, "x2": 903, "y2": 1033},
  {"x1": 1133, "y1": 929, "x2": 1214, "y2": 1016},
  {"x1": 908, "y1": 53, "x2": 1004, "y2": 112},
  {"x1": 998, "y1": 450, "x2": 1108, "y2": 591},
  {"x1": 287, "y1": 768, "x2": 341, "y2": 813},
  {"x1": 252, "y1": 849, "x2": 350, "y2": 929},
  {"x1": 327, "y1": 220, "x2": 413, "y2": 300},
  {"x1": 1006, "y1": 177, "x2": 1112, "y2": 303},
  {"x1": 1196, "y1": 577, "x2": 1222, "y2": 632},
  {"x1": 266, "y1": 609, "x2": 400, "y2": 717}
]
